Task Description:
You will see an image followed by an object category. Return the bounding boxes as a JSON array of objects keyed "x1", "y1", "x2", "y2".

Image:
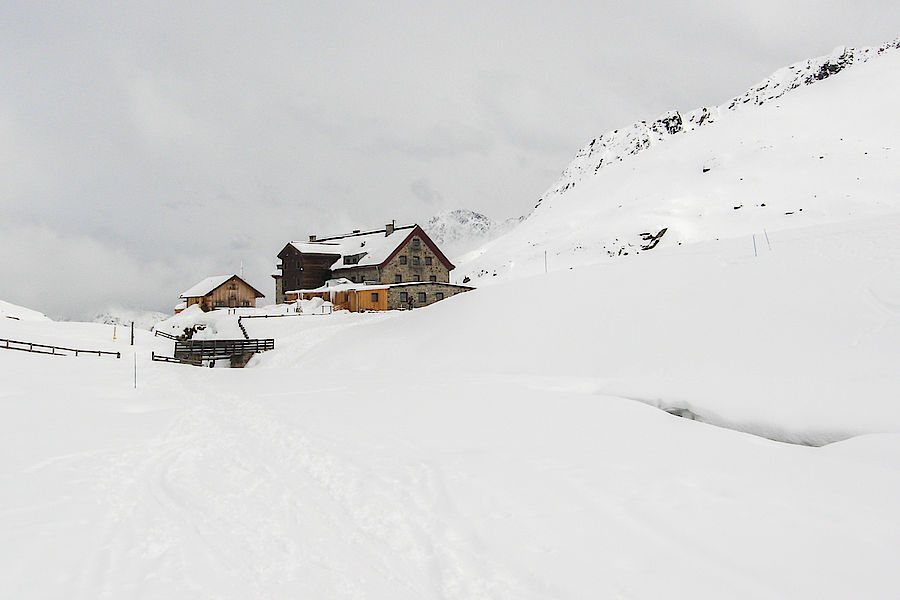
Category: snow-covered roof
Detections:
[
  {"x1": 287, "y1": 225, "x2": 417, "y2": 270},
  {"x1": 179, "y1": 275, "x2": 265, "y2": 299},
  {"x1": 287, "y1": 242, "x2": 343, "y2": 254},
  {"x1": 330, "y1": 231, "x2": 412, "y2": 269},
  {"x1": 180, "y1": 275, "x2": 234, "y2": 298}
]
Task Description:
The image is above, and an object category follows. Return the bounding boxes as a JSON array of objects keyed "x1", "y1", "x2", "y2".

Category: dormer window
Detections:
[{"x1": 343, "y1": 253, "x2": 364, "y2": 265}]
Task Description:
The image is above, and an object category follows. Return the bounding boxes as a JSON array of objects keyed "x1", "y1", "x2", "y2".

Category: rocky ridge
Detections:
[{"x1": 536, "y1": 39, "x2": 900, "y2": 209}]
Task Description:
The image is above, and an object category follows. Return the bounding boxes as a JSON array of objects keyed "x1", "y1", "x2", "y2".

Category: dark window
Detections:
[
  {"x1": 412, "y1": 238, "x2": 421, "y2": 248},
  {"x1": 417, "y1": 292, "x2": 426, "y2": 302},
  {"x1": 412, "y1": 256, "x2": 420, "y2": 266},
  {"x1": 429, "y1": 275, "x2": 436, "y2": 282},
  {"x1": 414, "y1": 275, "x2": 421, "y2": 282},
  {"x1": 394, "y1": 274, "x2": 402, "y2": 283},
  {"x1": 424, "y1": 256, "x2": 432, "y2": 266},
  {"x1": 436, "y1": 292, "x2": 444, "y2": 300},
  {"x1": 400, "y1": 292, "x2": 408, "y2": 302},
  {"x1": 399, "y1": 255, "x2": 407, "y2": 265},
  {"x1": 371, "y1": 293, "x2": 379, "y2": 302}
]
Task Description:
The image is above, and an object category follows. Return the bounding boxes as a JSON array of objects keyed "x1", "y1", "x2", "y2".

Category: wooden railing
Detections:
[
  {"x1": 174, "y1": 338, "x2": 275, "y2": 360},
  {"x1": 153, "y1": 329, "x2": 180, "y2": 340},
  {"x1": 0, "y1": 338, "x2": 121, "y2": 358},
  {"x1": 151, "y1": 352, "x2": 202, "y2": 366}
]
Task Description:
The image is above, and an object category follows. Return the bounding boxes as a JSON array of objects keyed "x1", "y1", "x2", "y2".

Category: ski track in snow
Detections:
[{"x1": 76, "y1": 375, "x2": 543, "y2": 599}]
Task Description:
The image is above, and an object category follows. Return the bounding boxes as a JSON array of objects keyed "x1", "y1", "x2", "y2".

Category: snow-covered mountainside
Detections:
[
  {"x1": 458, "y1": 39, "x2": 900, "y2": 283},
  {"x1": 423, "y1": 209, "x2": 523, "y2": 258},
  {"x1": 540, "y1": 39, "x2": 900, "y2": 206}
]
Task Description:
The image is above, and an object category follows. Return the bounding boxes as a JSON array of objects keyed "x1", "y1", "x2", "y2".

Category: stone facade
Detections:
[
  {"x1": 381, "y1": 234, "x2": 451, "y2": 284},
  {"x1": 386, "y1": 282, "x2": 471, "y2": 310}
]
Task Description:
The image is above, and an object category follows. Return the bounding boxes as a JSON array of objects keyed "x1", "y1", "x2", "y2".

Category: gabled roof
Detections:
[
  {"x1": 374, "y1": 225, "x2": 455, "y2": 271},
  {"x1": 180, "y1": 275, "x2": 265, "y2": 299},
  {"x1": 328, "y1": 225, "x2": 454, "y2": 271},
  {"x1": 280, "y1": 223, "x2": 454, "y2": 272}
]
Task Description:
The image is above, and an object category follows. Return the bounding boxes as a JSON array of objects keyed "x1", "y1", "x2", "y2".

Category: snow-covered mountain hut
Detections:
[
  {"x1": 176, "y1": 275, "x2": 265, "y2": 313},
  {"x1": 275, "y1": 221, "x2": 472, "y2": 310}
]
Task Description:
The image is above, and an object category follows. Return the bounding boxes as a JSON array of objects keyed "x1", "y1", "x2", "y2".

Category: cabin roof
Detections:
[{"x1": 180, "y1": 274, "x2": 265, "y2": 299}]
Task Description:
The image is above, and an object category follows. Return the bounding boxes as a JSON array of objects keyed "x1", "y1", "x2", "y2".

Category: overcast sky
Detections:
[{"x1": 1, "y1": 1, "x2": 898, "y2": 319}]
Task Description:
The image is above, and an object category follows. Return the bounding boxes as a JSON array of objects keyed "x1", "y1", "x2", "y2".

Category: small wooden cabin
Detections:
[{"x1": 177, "y1": 275, "x2": 265, "y2": 313}]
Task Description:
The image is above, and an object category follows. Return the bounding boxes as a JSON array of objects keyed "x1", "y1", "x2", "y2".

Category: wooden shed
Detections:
[{"x1": 178, "y1": 275, "x2": 265, "y2": 313}]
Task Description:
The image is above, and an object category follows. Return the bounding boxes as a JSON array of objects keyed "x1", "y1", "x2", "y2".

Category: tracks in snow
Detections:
[{"x1": 78, "y1": 380, "x2": 543, "y2": 599}]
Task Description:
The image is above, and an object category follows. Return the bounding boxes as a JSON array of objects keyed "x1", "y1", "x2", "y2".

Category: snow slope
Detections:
[
  {"x1": 1, "y1": 298, "x2": 50, "y2": 322},
  {"x1": 3, "y1": 210, "x2": 900, "y2": 598},
  {"x1": 458, "y1": 41, "x2": 900, "y2": 283}
]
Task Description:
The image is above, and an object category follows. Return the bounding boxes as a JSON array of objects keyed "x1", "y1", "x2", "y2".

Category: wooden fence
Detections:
[{"x1": 0, "y1": 337, "x2": 121, "y2": 358}]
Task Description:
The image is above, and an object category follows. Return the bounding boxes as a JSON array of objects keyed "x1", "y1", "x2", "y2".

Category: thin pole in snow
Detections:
[
  {"x1": 752, "y1": 234, "x2": 758, "y2": 257},
  {"x1": 544, "y1": 251, "x2": 548, "y2": 274},
  {"x1": 764, "y1": 229, "x2": 771, "y2": 251},
  {"x1": 130, "y1": 321, "x2": 134, "y2": 346},
  {"x1": 133, "y1": 352, "x2": 137, "y2": 389}
]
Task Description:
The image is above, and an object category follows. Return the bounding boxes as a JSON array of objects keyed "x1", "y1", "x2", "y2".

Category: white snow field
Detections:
[{"x1": 3, "y1": 213, "x2": 900, "y2": 599}]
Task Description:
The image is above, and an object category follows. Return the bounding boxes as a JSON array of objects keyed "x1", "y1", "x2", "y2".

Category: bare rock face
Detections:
[{"x1": 534, "y1": 39, "x2": 900, "y2": 212}]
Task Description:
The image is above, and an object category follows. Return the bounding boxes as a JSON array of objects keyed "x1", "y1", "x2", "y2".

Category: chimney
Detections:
[
  {"x1": 385, "y1": 220, "x2": 395, "y2": 237},
  {"x1": 309, "y1": 234, "x2": 317, "y2": 242}
]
